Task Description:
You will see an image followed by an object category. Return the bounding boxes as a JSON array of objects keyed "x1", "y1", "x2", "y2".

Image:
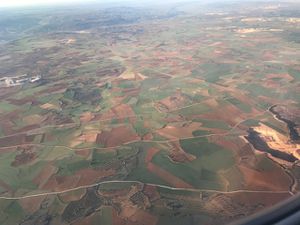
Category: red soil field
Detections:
[
  {"x1": 112, "y1": 104, "x2": 136, "y2": 119},
  {"x1": 229, "y1": 192, "x2": 291, "y2": 206},
  {"x1": 96, "y1": 125, "x2": 140, "y2": 147},
  {"x1": 0, "y1": 134, "x2": 26, "y2": 147},
  {"x1": 238, "y1": 165, "x2": 291, "y2": 191},
  {"x1": 143, "y1": 185, "x2": 160, "y2": 201},
  {"x1": 33, "y1": 164, "x2": 58, "y2": 188},
  {"x1": 198, "y1": 104, "x2": 245, "y2": 127},
  {"x1": 76, "y1": 168, "x2": 116, "y2": 186},
  {"x1": 112, "y1": 208, "x2": 135, "y2": 225},
  {"x1": 122, "y1": 87, "x2": 141, "y2": 97},
  {"x1": 112, "y1": 96, "x2": 127, "y2": 106},
  {"x1": 0, "y1": 146, "x2": 18, "y2": 154},
  {"x1": 19, "y1": 195, "x2": 46, "y2": 213},
  {"x1": 95, "y1": 109, "x2": 116, "y2": 120},
  {"x1": 266, "y1": 73, "x2": 294, "y2": 81},
  {"x1": 15, "y1": 124, "x2": 40, "y2": 133},
  {"x1": 80, "y1": 112, "x2": 95, "y2": 123},
  {"x1": 129, "y1": 209, "x2": 158, "y2": 225},
  {"x1": 95, "y1": 103, "x2": 134, "y2": 122},
  {"x1": 264, "y1": 80, "x2": 281, "y2": 89},
  {"x1": 7, "y1": 96, "x2": 37, "y2": 105},
  {"x1": 42, "y1": 174, "x2": 80, "y2": 192}
]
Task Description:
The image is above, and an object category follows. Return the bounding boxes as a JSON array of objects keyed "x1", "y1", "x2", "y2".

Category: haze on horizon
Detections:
[
  {"x1": 0, "y1": 0, "x2": 270, "y2": 8},
  {"x1": 0, "y1": 0, "x2": 94, "y2": 8},
  {"x1": 0, "y1": 0, "x2": 198, "y2": 8}
]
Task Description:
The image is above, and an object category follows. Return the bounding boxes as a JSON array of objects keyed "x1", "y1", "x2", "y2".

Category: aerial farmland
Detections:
[{"x1": 0, "y1": 0, "x2": 299, "y2": 224}]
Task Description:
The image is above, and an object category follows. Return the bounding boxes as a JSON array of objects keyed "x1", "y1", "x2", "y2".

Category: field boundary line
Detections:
[{"x1": 0, "y1": 104, "x2": 276, "y2": 151}]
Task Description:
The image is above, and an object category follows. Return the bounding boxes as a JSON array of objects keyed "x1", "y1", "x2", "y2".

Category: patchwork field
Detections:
[{"x1": 0, "y1": 1, "x2": 299, "y2": 225}]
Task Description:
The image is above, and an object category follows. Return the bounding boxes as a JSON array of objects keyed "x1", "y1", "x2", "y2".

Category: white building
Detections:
[{"x1": 0, "y1": 74, "x2": 41, "y2": 87}]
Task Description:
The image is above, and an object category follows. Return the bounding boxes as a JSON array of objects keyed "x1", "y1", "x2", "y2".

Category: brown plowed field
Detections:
[
  {"x1": 42, "y1": 175, "x2": 80, "y2": 191},
  {"x1": 0, "y1": 134, "x2": 26, "y2": 147},
  {"x1": 96, "y1": 126, "x2": 140, "y2": 147},
  {"x1": 112, "y1": 104, "x2": 135, "y2": 118},
  {"x1": 33, "y1": 164, "x2": 58, "y2": 188},
  {"x1": 238, "y1": 165, "x2": 291, "y2": 191},
  {"x1": 76, "y1": 168, "x2": 116, "y2": 186},
  {"x1": 129, "y1": 209, "x2": 158, "y2": 225},
  {"x1": 143, "y1": 184, "x2": 160, "y2": 201},
  {"x1": 229, "y1": 192, "x2": 291, "y2": 207},
  {"x1": 80, "y1": 112, "x2": 95, "y2": 123},
  {"x1": 19, "y1": 195, "x2": 46, "y2": 213},
  {"x1": 198, "y1": 104, "x2": 244, "y2": 127}
]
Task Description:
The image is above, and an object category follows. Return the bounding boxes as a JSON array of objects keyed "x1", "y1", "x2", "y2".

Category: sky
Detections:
[
  {"x1": 0, "y1": 0, "x2": 98, "y2": 8},
  {"x1": 0, "y1": 0, "x2": 280, "y2": 8},
  {"x1": 0, "y1": 0, "x2": 191, "y2": 8}
]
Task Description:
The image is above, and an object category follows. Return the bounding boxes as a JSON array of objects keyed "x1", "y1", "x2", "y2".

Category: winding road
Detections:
[
  {"x1": 0, "y1": 103, "x2": 296, "y2": 201},
  {"x1": 0, "y1": 180, "x2": 293, "y2": 200}
]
